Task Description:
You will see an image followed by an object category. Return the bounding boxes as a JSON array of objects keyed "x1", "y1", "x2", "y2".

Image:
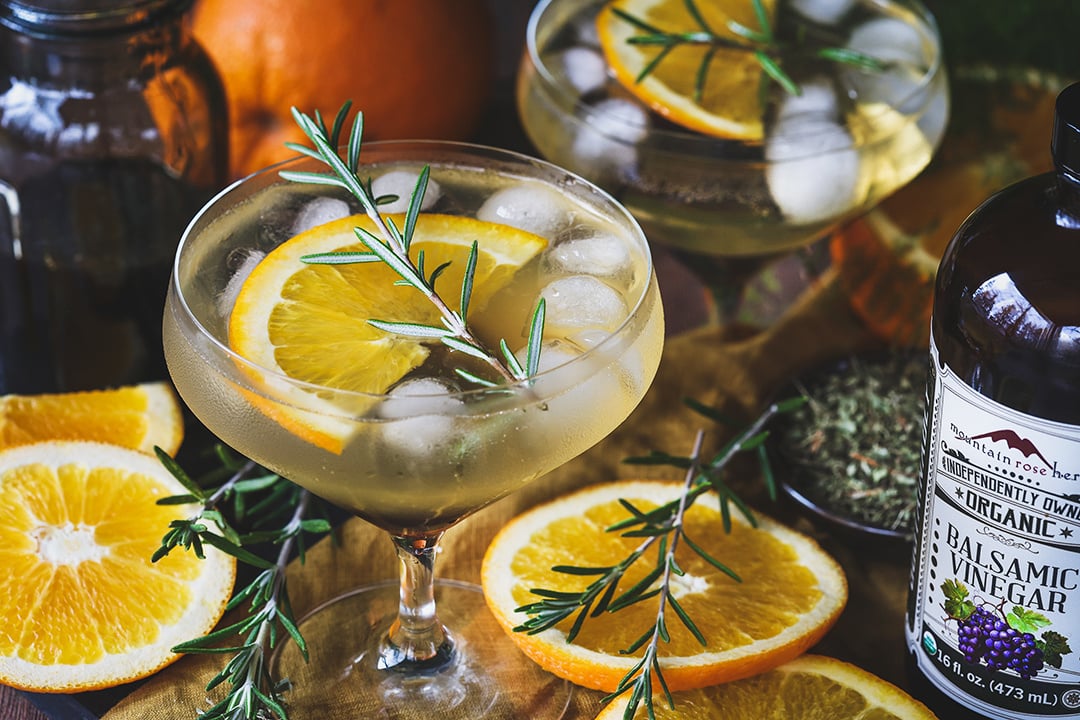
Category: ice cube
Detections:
[
  {"x1": 544, "y1": 230, "x2": 633, "y2": 279},
  {"x1": 514, "y1": 339, "x2": 595, "y2": 396},
  {"x1": 916, "y1": 80, "x2": 949, "y2": 146},
  {"x1": 379, "y1": 378, "x2": 464, "y2": 454},
  {"x1": 846, "y1": 17, "x2": 926, "y2": 66},
  {"x1": 841, "y1": 18, "x2": 935, "y2": 118},
  {"x1": 381, "y1": 378, "x2": 463, "y2": 418},
  {"x1": 790, "y1": 0, "x2": 855, "y2": 25},
  {"x1": 766, "y1": 117, "x2": 865, "y2": 225},
  {"x1": 566, "y1": 327, "x2": 612, "y2": 350},
  {"x1": 515, "y1": 340, "x2": 624, "y2": 430},
  {"x1": 290, "y1": 197, "x2": 351, "y2": 236},
  {"x1": 371, "y1": 170, "x2": 442, "y2": 214},
  {"x1": 568, "y1": 9, "x2": 601, "y2": 47},
  {"x1": 775, "y1": 77, "x2": 840, "y2": 124},
  {"x1": 217, "y1": 249, "x2": 265, "y2": 318},
  {"x1": 540, "y1": 275, "x2": 628, "y2": 334},
  {"x1": 584, "y1": 96, "x2": 650, "y2": 144},
  {"x1": 517, "y1": 340, "x2": 581, "y2": 375},
  {"x1": 553, "y1": 46, "x2": 608, "y2": 96},
  {"x1": 571, "y1": 130, "x2": 639, "y2": 186},
  {"x1": 570, "y1": 97, "x2": 649, "y2": 183},
  {"x1": 477, "y1": 184, "x2": 569, "y2": 237}
]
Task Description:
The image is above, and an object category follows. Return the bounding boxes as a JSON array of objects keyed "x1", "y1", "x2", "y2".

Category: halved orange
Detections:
[
  {"x1": 226, "y1": 212, "x2": 547, "y2": 452},
  {"x1": 595, "y1": 654, "x2": 938, "y2": 719},
  {"x1": 0, "y1": 441, "x2": 235, "y2": 692},
  {"x1": 481, "y1": 480, "x2": 847, "y2": 692},
  {"x1": 597, "y1": 0, "x2": 777, "y2": 141},
  {"x1": 0, "y1": 382, "x2": 183, "y2": 456}
]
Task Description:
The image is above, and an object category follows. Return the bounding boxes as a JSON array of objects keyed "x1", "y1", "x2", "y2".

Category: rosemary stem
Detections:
[
  {"x1": 708, "y1": 401, "x2": 784, "y2": 469},
  {"x1": 246, "y1": 491, "x2": 310, "y2": 707},
  {"x1": 327, "y1": 138, "x2": 518, "y2": 386},
  {"x1": 652, "y1": 430, "x2": 704, "y2": 624},
  {"x1": 204, "y1": 459, "x2": 259, "y2": 507},
  {"x1": 412, "y1": 286, "x2": 515, "y2": 384}
]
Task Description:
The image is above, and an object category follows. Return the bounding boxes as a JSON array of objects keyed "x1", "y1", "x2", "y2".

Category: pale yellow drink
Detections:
[{"x1": 163, "y1": 143, "x2": 664, "y2": 536}]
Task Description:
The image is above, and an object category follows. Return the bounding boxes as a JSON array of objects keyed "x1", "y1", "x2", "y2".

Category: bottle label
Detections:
[{"x1": 907, "y1": 334, "x2": 1080, "y2": 718}]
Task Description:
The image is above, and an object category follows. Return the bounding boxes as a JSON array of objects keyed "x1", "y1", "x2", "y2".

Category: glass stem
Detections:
[{"x1": 378, "y1": 532, "x2": 455, "y2": 673}]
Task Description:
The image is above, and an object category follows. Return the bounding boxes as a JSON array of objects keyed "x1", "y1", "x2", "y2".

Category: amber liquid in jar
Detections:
[
  {"x1": 0, "y1": 0, "x2": 227, "y2": 394},
  {"x1": 906, "y1": 83, "x2": 1080, "y2": 720},
  {"x1": 0, "y1": 158, "x2": 214, "y2": 393}
]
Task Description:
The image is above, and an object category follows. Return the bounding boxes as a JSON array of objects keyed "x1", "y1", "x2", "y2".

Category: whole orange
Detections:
[{"x1": 191, "y1": 0, "x2": 495, "y2": 179}]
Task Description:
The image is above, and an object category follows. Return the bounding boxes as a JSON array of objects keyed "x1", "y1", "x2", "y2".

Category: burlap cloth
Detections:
[{"x1": 102, "y1": 271, "x2": 912, "y2": 719}]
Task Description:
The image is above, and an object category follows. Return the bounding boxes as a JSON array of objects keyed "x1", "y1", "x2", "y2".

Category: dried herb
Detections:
[{"x1": 774, "y1": 352, "x2": 924, "y2": 534}]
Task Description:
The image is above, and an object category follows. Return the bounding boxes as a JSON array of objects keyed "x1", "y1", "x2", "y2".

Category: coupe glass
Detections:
[
  {"x1": 518, "y1": 0, "x2": 949, "y2": 326},
  {"x1": 162, "y1": 141, "x2": 665, "y2": 718}
]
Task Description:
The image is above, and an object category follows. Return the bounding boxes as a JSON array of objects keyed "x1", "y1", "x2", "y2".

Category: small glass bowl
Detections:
[{"x1": 769, "y1": 351, "x2": 925, "y2": 544}]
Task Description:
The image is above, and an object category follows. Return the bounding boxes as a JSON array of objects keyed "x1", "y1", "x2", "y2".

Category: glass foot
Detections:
[{"x1": 272, "y1": 579, "x2": 572, "y2": 719}]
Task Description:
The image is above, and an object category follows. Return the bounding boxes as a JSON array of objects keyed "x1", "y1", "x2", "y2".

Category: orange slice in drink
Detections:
[
  {"x1": 0, "y1": 441, "x2": 235, "y2": 692},
  {"x1": 597, "y1": 0, "x2": 777, "y2": 141},
  {"x1": 481, "y1": 480, "x2": 847, "y2": 692},
  {"x1": 595, "y1": 654, "x2": 937, "y2": 719},
  {"x1": 0, "y1": 382, "x2": 183, "y2": 456},
  {"x1": 227, "y1": 212, "x2": 547, "y2": 453}
]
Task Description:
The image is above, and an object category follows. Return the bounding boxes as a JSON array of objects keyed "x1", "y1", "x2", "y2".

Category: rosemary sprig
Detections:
[
  {"x1": 278, "y1": 103, "x2": 546, "y2": 388},
  {"x1": 513, "y1": 395, "x2": 805, "y2": 720},
  {"x1": 613, "y1": 0, "x2": 885, "y2": 101},
  {"x1": 153, "y1": 446, "x2": 333, "y2": 720}
]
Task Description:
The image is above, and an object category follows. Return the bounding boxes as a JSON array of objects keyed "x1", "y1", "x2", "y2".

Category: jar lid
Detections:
[
  {"x1": 1052, "y1": 81, "x2": 1080, "y2": 178},
  {"x1": 0, "y1": 0, "x2": 191, "y2": 35}
]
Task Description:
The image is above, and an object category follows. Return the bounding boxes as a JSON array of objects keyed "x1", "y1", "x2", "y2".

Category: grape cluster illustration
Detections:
[
  {"x1": 957, "y1": 606, "x2": 1045, "y2": 679},
  {"x1": 941, "y1": 578, "x2": 1072, "y2": 682}
]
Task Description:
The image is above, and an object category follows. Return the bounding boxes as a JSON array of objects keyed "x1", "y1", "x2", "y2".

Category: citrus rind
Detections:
[
  {"x1": 0, "y1": 382, "x2": 184, "y2": 457},
  {"x1": 594, "y1": 654, "x2": 938, "y2": 719}
]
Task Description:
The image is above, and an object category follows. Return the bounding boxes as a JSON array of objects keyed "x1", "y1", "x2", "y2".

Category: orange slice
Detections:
[
  {"x1": 595, "y1": 654, "x2": 938, "y2": 719},
  {"x1": 597, "y1": 0, "x2": 777, "y2": 140},
  {"x1": 226, "y1": 212, "x2": 547, "y2": 452},
  {"x1": 0, "y1": 382, "x2": 183, "y2": 456},
  {"x1": 481, "y1": 480, "x2": 847, "y2": 692},
  {"x1": 0, "y1": 441, "x2": 235, "y2": 692}
]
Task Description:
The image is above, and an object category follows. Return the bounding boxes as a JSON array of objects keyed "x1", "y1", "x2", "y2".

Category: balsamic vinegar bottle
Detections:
[{"x1": 906, "y1": 82, "x2": 1080, "y2": 719}]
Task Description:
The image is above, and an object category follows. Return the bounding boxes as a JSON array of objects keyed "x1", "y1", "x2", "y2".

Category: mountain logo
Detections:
[{"x1": 969, "y1": 429, "x2": 1052, "y2": 468}]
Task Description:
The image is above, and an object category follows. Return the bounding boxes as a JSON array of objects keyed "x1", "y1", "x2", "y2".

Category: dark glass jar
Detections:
[{"x1": 0, "y1": 0, "x2": 228, "y2": 394}]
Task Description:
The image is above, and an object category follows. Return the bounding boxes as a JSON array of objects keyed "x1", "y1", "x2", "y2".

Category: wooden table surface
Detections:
[{"x1": 1, "y1": 688, "x2": 43, "y2": 720}]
